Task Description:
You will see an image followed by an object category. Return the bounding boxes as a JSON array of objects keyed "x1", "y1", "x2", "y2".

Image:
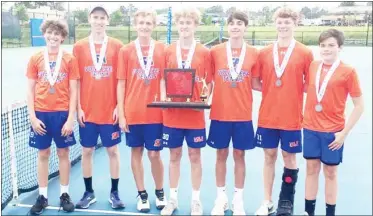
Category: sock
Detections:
[
  {"x1": 111, "y1": 178, "x2": 119, "y2": 192},
  {"x1": 305, "y1": 199, "x2": 316, "y2": 216},
  {"x1": 192, "y1": 190, "x2": 200, "y2": 201},
  {"x1": 170, "y1": 188, "x2": 178, "y2": 200},
  {"x1": 326, "y1": 203, "x2": 336, "y2": 216},
  {"x1": 155, "y1": 188, "x2": 164, "y2": 199},
  {"x1": 84, "y1": 177, "x2": 93, "y2": 193},
  {"x1": 60, "y1": 184, "x2": 69, "y2": 196},
  {"x1": 217, "y1": 186, "x2": 226, "y2": 197},
  {"x1": 138, "y1": 190, "x2": 148, "y2": 200},
  {"x1": 279, "y1": 167, "x2": 299, "y2": 203},
  {"x1": 233, "y1": 187, "x2": 243, "y2": 201},
  {"x1": 39, "y1": 187, "x2": 48, "y2": 198}
]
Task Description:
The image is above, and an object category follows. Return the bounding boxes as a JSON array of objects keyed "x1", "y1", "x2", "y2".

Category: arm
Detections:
[
  {"x1": 251, "y1": 48, "x2": 262, "y2": 92},
  {"x1": 68, "y1": 80, "x2": 78, "y2": 121},
  {"x1": 304, "y1": 51, "x2": 314, "y2": 93},
  {"x1": 251, "y1": 77, "x2": 262, "y2": 92},
  {"x1": 160, "y1": 78, "x2": 167, "y2": 101},
  {"x1": 117, "y1": 79, "x2": 126, "y2": 120},
  {"x1": 342, "y1": 96, "x2": 364, "y2": 135},
  {"x1": 27, "y1": 79, "x2": 37, "y2": 122}
]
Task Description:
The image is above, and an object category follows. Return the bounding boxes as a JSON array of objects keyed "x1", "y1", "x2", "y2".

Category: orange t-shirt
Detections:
[
  {"x1": 302, "y1": 61, "x2": 362, "y2": 132},
  {"x1": 253, "y1": 41, "x2": 314, "y2": 130},
  {"x1": 26, "y1": 50, "x2": 80, "y2": 112},
  {"x1": 162, "y1": 42, "x2": 212, "y2": 129},
  {"x1": 210, "y1": 42, "x2": 259, "y2": 121},
  {"x1": 73, "y1": 37, "x2": 123, "y2": 124},
  {"x1": 117, "y1": 41, "x2": 166, "y2": 125}
]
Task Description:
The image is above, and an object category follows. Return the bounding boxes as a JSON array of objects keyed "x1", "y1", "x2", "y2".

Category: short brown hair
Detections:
[
  {"x1": 273, "y1": 7, "x2": 299, "y2": 24},
  {"x1": 319, "y1": 29, "x2": 345, "y2": 47},
  {"x1": 40, "y1": 19, "x2": 69, "y2": 38},
  {"x1": 227, "y1": 11, "x2": 248, "y2": 26},
  {"x1": 133, "y1": 9, "x2": 157, "y2": 25}
]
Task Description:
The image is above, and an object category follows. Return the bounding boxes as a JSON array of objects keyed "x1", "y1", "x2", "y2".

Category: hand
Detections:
[
  {"x1": 78, "y1": 108, "x2": 85, "y2": 127},
  {"x1": 328, "y1": 131, "x2": 346, "y2": 151},
  {"x1": 119, "y1": 116, "x2": 129, "y2": 133},
  {"x1": 113, "y1": 107, "x2": 118, "y2": 125},
  {"x1": 160, "y1": 93, "x2": 166, "y2": 102},
  {"x1": 31, "y1": 117, "x2": 47, "y2": 135},
  {"x1": 61, "y1": 118, "x2": 74, "y2": 137}
]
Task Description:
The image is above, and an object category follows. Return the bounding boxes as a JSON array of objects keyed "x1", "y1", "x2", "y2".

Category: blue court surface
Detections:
[{"x1": 1, "y1": 45, "x2": 372, "y2": 215}]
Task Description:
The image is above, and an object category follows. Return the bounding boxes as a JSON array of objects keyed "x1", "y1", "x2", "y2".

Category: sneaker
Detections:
[
  {"x1": 276, "y1": 200, "x2": 293, "y2": 216},
  {"x1": 75, "y1": 191, "x2": 96, "y2": 209},
  {"x1": 303, "y1": 212, "x2": 309, "y2": 216},
  {"x1": 191, "y1": 200, "x2": 203, "y2": 215},
  {"x1": 155, "y1": 189, "x2": 167, "y2": 210},
  {"x1": 231, "y1": 198, "x2": 246, "y2": 215},
  {"x1": 59, "y1": 193, "x2": 75, "y2": 212},
  {"x1": 161, "y1": 198, "x2": 178, "y2": 215},
  {"x1": 256, "y1": 200, "x2": 275, "y2": 215},
  {"x1": 211, "y1": 195, "x2": 229, "y2": 215},
  {"x1": 109, "y1": 191, "x2": 125, "y2": 209},
  {"x1": 137, "y1": 192, "x2": 150, "y2": 212},
  {"x1": 30, "y1": 195, "x2": 48, "y2": 215}
]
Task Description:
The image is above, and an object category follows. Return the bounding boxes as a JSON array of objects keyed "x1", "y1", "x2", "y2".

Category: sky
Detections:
[{"x1": 5, "y1": 1, "x2": 367, "y2": 13}]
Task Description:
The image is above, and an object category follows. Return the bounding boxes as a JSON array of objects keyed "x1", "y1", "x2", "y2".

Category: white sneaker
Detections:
[
  {"x1": 303, "y1": 212, "x2": 309, "y2": 216},
  {"x1": 137, "y1": 195, "x2": 150, "y2": 213},
  {"x1": 255, "y1": 200, "x2": 275, "y2": 215},
  {"x1": 231, "y1": 198, "x2": 246, "y2": 215},
  {"x1": 191, "y1": 200, "x2": 203, "y2": 215},
  {"x1": 161, "y1": 198, "x2": 178, "y2": 215},
  {"x1": 156, "y1": 195, "x2": 167, "y2": 210},
  {"x1": 211, "y1": 195, "x2": 229, "y2": 215}
]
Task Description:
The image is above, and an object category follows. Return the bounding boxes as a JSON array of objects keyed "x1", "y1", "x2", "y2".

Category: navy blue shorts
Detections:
[
  {"x1": 125, "y1": 123, "x2": 163, "y2": 151},
  {"x1": 303, "y1": 128, "x2": 344, "y2": 166},
  {"x1": 207, "y1": 120, "x2": 255, "y2": 150},
  {"x1": 255, "y1": 127, "x2": 302, "y2": 153},
  {"x1": 162, "y1": 126, "x2": 206, "y2": 149},
  {"x1": 29, "y1": 111, "x2": 76, "y2": 150},
  {"x1": 79, "y1": 122, "x2": 121, "y2": 148}
]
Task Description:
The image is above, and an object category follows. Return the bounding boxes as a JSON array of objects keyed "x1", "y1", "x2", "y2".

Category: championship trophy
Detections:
[{"x1": 147, "y1": 68, "x2": 210, "y2": 109}]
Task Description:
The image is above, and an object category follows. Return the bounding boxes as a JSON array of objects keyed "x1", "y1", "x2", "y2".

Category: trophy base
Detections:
[{"x1": 147, "y1": 101, "x2": 211, "y2": 109}]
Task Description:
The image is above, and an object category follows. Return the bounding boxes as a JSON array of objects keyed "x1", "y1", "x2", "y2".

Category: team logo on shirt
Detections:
[
  {"x1": 217, "y1": 68, "x2": 249, "y2": 83},
  {"x1": 132, "y1": 63, "x2": 159, "y2": 81},
  {"x1": 96, "y1": 54, "x2": 107, "y2": 64},
  {"x1": 38, "y1": 61, "x2": 67, "y2": 83},
  {"x1": 84, "y1": 54, "x2": 113, "y2": 79}
]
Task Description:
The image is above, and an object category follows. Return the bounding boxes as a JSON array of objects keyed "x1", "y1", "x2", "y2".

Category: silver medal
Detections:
[
  {"x1": 275, "y1": 79, "x2": 282, "y2": 87},
  {"x1": 49, "y1": 87, "x2": 55, "y2": 94},
  {"x1": 231, "y1": 81, "x2": 237, "y2": 88},
  {"x1": 144, "y1": 79, "x2": 150, "y2": 86},
  {"x1": 315, "y1": 104, "x2": 323, "y2": 112}
]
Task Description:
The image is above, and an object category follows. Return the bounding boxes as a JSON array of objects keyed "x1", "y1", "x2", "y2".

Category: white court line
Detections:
[{"x1": 15, "y1": 204, "x2": 156, "y2": 215}]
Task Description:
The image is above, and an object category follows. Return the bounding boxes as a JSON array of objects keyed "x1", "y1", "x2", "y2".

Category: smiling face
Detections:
[
  {"x1": 134, "y1": 15, "x2": 155, "y2": 38},
  {"x1": 175, "y1": 16, "x2": 197, "y2": 39},
  {"x1": 44, "y1": 28, "x2": 64, "y2": 48},
  {"x1": 275, "y1": 17, "x2": 296, "y2": 39},
  {"x1": 228, "y1": 18, "x2": 247, "y2": 39},
  {"x1": 89, "y1": 9, "x2": 109, "y2": 34},
  {"x1": 319, "y1": 37, "x2": 341, "y2": 63}
]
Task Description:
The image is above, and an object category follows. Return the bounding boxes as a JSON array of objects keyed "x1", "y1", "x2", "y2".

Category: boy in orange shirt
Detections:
[
  {"x1": 252, "y1": 7, "x2": 314, "y2": 215},
  {"x1": 72, "y1": 6, "x2": 124, "y2": 209},
  {"x1": 26, "y1": 19, "x2": 78, "y2": 214},
  {"x1": 160, "y1": 7, "x2": 212, "y2": 216},
  {"x1": 207, "y1": 11, "x2": 260, "y2": 215},
  {"x1": 302, "y1": 29, "x2": 364, "y2": 216},
  {"x1": 117, "y1": 9, "x2": 166, "y2": 212}
]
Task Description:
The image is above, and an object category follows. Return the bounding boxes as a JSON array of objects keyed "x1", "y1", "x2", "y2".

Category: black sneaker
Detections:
[
  {"x1": 276, "y1": 200, "x2": 293, "y2": 216},
  {"x1": 59, "y1": 193, "x2": 75, "y2": 212},
  {"x1": 30, "y1": 195, "x2": 48, "y2": 215}
]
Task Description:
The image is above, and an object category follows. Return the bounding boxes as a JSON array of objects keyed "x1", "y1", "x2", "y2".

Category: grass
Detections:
[{"x1": 2, "y1": 25, "x2": 372, "y2": 48}]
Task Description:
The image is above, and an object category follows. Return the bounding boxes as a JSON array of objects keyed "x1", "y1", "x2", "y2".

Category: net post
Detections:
[{"x1": 7, "y1": 104, "x2": 19, "y2": 205}]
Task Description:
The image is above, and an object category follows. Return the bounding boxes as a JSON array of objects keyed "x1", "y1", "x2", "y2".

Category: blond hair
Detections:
[
  {"x1": 173, "y1": 7, "x2": 201, "y2": 25},
  {"x1": 133, "y1": 9, "x2": 157, "y2": 25},
  {"x1": 273, "y1": 7, "x2": 299, "y2": 24},
  {"x1": 40, "y1": 19, "x2": 69, "y2": 38}
]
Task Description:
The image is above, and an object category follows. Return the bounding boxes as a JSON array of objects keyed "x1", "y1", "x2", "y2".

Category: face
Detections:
[
  {"x1": 44, "y1": 28, "x2": 64, "y2": 48},
  {"x1": 89, "y1": 10, "x2": 109, "y2": 33},
  {"x1": 275, "y1": 17, "x2": 296, "y2": 39},
  {"x1": 319, "y1": 37, "x2": 341, "y2": 63},
  {"x1": 176, "y1": 16, "x2": 197, "y2": 39},
  {"x1": 134, "y1": 15, "x2": 155, "y2": 38},
  {"x1": 227, "y1": 18, "x2": 247, "y2": 39}
]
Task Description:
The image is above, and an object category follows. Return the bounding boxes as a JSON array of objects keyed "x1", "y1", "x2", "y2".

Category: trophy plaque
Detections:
[{"x1": 147, "y1": 68, "x2": 210, "y2": 109}]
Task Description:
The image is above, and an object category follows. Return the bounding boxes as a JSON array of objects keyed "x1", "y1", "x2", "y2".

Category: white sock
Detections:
[
  {"x1": 192, "y1": 190, "x2": 200, "y2": 201},
  {"x1": 39, "y1": 187, "x2": 48, "y2": 198},
  {"x1": 217, "y1": 186, "x2": 226, "y2": 198},
  {"x1": 170, "y1": 188, "x2": 178, "y2": 200},
  {"x1": 60, "y1": 184, "x2": 69, "y2": 196},
  {"x1": 233, "y1": 187, "x2": 243, "y2": 201}
]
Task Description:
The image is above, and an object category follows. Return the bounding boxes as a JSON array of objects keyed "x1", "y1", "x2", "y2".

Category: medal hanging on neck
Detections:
[
  {"x1": 176, "y1": 40, "x2": 196, "y2": 69},
  {"x1": 44, "y1": 49, "x2": 63, "y2": 94},
  {"x1": 273, "y1": 39, "x2": 296, "y2": 87},
  {"x1": 135, "y1": 38, "x2": 155, "y2": 86},
  {"x1": 226, "y1": 39, "x2": 246, "y2": 88},
  {"x1": 89, "y1": 34, "x2": 108, "y2": 80}
]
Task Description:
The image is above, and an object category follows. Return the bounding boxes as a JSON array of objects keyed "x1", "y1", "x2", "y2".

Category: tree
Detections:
[
  {"x1": 110, "y1": 9, "x2": 124, "y2": 26},
  {"x1": 205, "y1": 5, "x2": 224, "y2": 15},
  {"x1": 300, "y1": 6, "x2": 312, "y2": 19},
  {"x1": 225, "y1": 7, "x2": 236, "y2": 17},
  {"x1": 14, "y1": 4, "x2": 29, "y2": 22},
  {"x1": 49, "y1": 2, "x2": 65, "y2": 11},
  {"x1": 339, "y1": 1, "x2": 355, "y2": 6},
  {"x1": 73, "y1": 9, "x2": 89, "y2": 24}
]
